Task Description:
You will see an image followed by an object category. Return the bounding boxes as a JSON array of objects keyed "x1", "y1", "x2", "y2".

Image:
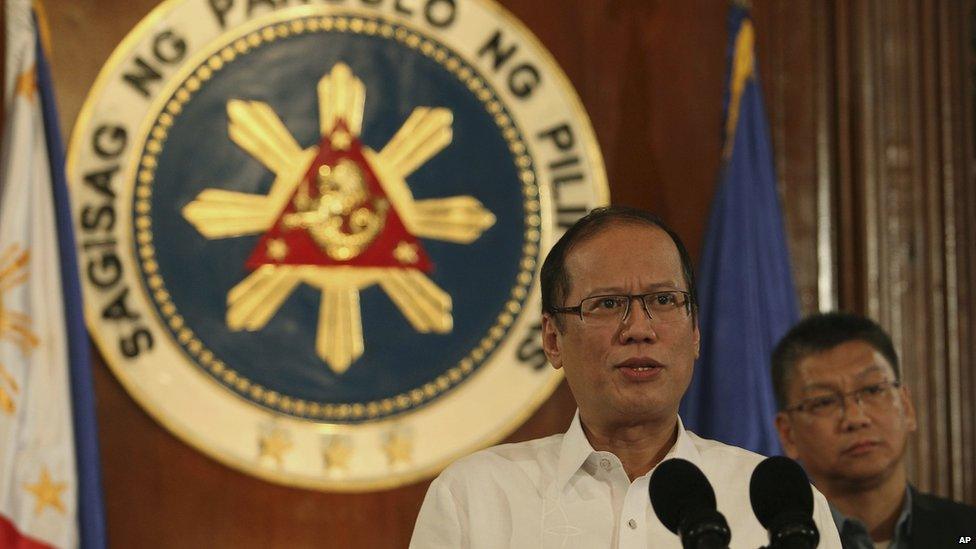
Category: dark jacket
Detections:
[{"x1": 909, "y1": 485, "x2": 976, "y2": 549}]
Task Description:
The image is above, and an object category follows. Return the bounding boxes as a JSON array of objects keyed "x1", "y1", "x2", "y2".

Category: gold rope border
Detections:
[{"x1": 133, "y1": 15, "x2": 541, "y2": 422}]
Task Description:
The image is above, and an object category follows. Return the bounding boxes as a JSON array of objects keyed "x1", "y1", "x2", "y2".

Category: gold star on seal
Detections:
[
  {"x1": 330, "y1": 128, "x2": 352, "y2": 150},
  {"x1": 322, "y1": 437, "x2": 353, "y2": 471},
  {"x1": 383, "y1": 430, "x2": 413, "y2": 466},
  {"x1": 393, "y1": 241, "x2": 419, "y2": 265},
  {"x1": 258, "y1": 428, "x2": 293, "y2": 466},
  {"x1": 24, "y1": 467, "x2": 67, "y2": 516},
  {"x1": 266, "y1": 238, "x2": 289, "y2": 261}
]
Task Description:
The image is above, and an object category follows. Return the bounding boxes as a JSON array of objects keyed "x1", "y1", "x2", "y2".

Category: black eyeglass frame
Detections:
[
  {"x1": 782, "y1": 380, "x2": 903, "y2": 416},
  {"x1": 547, "y1": 290, "x2": 693, "y2": 323}
]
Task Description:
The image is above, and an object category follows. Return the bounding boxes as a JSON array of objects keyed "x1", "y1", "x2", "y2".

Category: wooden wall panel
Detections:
[
  {"x1": 951, "y1": 0, "x2": 976, "y2": 505},
  {"x1": 753, "y1": 0, "x2": 838, "y2": 315},
  {"x1": 754, "y1": 0, "x2": 976, "y2": 504},
  {"x1": 826, "y1": 0, "x2": 976, "y2": 501}
]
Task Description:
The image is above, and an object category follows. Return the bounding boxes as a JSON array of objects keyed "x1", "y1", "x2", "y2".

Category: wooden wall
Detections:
[
  {"x1": 18, "y1": 0, "x2": 975, "y2": 546},
  {"x1": 754, "y1": 0, "x2": 976, "y2": 501}
]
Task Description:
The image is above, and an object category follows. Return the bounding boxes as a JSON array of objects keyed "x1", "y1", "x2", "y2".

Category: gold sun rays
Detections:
[
  {"x1": 318, "y1": 287, "x2": 362, "y2": 375},
  {"x1": 368, "y1": 107, "x2": 497, "y2": 242},
  {"x1": 181, "y1": 100, "x2": 314, "y2": 239},
  {"x1": 0, "y1": 244, "x2": 38, "y2": 415},
  {"x1": 319, "y1": 62, "x2": 365, "y2": 137},
  {"x1": 180, "y1": 63, "x2": 493, "y2": 373}
]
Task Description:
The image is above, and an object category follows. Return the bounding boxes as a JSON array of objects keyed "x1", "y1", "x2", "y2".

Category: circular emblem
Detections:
[{"x1": 68, "y1": 0, "x2": 607, "y2": 491}]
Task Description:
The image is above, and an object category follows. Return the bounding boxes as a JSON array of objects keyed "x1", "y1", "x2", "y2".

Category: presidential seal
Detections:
[{"x1": 68, "y1": 0, "x2": 608, "y2": 491}]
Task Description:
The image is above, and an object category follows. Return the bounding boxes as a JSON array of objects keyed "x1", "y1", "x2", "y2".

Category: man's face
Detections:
[
  {"x1": 541, "y1": 222, "x2": 700, "y2": 427},
  {"x1": 775, "y1": 340, "x2": 917, "y2": 490}
]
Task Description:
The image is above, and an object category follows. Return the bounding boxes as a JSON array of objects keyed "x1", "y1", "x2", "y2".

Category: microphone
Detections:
[
  {"x1": 749, "y1": 456, "x2": 820, "y2": 549},
  {"x1": 649, "y1": 458, "x2": 731, "y2": 549}
]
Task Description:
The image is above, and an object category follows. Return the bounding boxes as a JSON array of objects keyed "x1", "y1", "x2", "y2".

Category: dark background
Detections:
[{"x1": 6, "y1": 0, "x2": 975, "y2": 546}]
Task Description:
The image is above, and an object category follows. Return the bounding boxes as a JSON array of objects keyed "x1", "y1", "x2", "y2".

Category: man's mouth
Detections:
[
  {"x1": 843, "y1": 440, "x2": 881, "y2": 455},
  {"x1": 615, "y1": 358, "x2": 665, "y2": 379}
]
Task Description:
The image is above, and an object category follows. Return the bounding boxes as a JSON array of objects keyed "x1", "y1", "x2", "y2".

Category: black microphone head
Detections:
[
  {"x1": 649, "y1": 458, "x2": 718, "y2": 534},
  {"x1": 749, "y1": 456, "x2": 815, "y2": 529}
]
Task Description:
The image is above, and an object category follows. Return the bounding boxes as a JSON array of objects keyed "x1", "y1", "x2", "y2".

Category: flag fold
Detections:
[{"x1": 679, "y1": 3, "x2": 799, "y2": 456}]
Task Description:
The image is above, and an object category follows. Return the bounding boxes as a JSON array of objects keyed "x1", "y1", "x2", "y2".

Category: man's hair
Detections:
[
  {"x1": 771, "y1": 312, "x2": 901, "y2": 409},
  {"x1": 539, "y1": 206, "x2": 697, "y2": 323}
]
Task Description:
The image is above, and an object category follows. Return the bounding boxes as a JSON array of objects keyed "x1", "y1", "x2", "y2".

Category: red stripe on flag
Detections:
[{"x1": 0, "y1": 514, "x2": 55, "y2": 549}]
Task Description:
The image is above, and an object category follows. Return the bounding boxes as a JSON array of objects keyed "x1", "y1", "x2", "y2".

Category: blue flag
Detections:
[{"x1": 679, "y1": 3, "x2": 799, "y2": 456}]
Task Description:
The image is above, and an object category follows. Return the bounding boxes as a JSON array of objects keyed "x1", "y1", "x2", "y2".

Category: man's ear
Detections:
[
  {"x1": 541, "y1": 314, "x2": 563, "y2": 370},
  {"x1": 692, "y1": 317, "x2": 701, "y2": 359},
  {"x1": 900, "y1": 383, "x2": 918, "y2": 433},
  {"x1": 775, "y1": 412, "x2": 800, "y2": 460}
]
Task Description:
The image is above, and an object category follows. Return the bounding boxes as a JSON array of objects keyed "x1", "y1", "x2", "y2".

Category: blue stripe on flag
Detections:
[{"x1": 34, "y1": 18, "x2": 109, "y2": 549}]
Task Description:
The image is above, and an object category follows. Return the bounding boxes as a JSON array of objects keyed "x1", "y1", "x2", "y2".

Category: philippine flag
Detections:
[{"x1": 0, "y1": 1, "x2": 106, "y2": 547}]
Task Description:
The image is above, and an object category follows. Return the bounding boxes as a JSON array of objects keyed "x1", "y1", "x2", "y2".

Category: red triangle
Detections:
[{"x1": 244, "y1": 123, "x2": 432, "y2": 272}]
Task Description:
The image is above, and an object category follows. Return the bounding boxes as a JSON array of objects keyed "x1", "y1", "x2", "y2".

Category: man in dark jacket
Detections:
[{"x1": 771, "y1": 312, "x2": 976, "y2": 548}]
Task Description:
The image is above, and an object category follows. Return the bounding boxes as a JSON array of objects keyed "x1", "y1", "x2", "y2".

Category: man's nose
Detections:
[
  {"x1": 620, "y1": 297, "x2": 658, "y2": 342},
  {"x1": 839, "y1": 394, "x2": 871, "y2": 430}
]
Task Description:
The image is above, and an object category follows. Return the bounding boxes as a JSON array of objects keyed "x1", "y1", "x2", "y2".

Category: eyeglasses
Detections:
[
  {"x1": 784, "y1": 380, "x2": 902, "y2": 418},
  {"x1": 549, "y1": 291, "x2": 693, "y2": 325}
]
